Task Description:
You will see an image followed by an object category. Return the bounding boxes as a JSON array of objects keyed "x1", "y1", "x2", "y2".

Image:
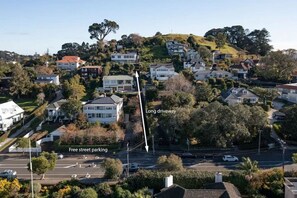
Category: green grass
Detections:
[{"x1": 0, "y1": 95, "x2": 38, "y2": 113}]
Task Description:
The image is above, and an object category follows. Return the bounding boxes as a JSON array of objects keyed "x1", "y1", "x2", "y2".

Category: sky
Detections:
[{"x1": 1, "y1": 0, "x2": 297, "y2": 55}]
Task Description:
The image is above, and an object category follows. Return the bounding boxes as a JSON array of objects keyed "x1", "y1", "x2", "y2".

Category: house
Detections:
[
  {"x1": 194, "y1": 69, "x2": 233, "y2": 81},
  {"x1": 83, "y1": 95, "x2": 123, "y2": 124},
  {"x1": 103, "y1": 75, "x2": 134, "y2": 92},
  {"x1": 35, "y1": 74, "x2": 60, "y2": 85},
  {"x1": 56, "y1": 56, "x2": 86, "y2": 70},
  {"x1": 79, "y1": 66, "x2": 102, "y2": 79},
  {"x1": 0, "y1": 101, "x2": 24, "y2": 131},
  {"x1": 222, "y1": 88, "x2": 259, "y2": 105},
  {"x1": 154, "y1": 174, "x2": 241, "y2": 198},
  {"x1": 38, "y1": 125, "x2": 67, "y2": 144},
  {"x1": 150, "y1": 63, "x2": 178, "y2": 81},
  {"x1": 111, "y1": 52, "x2": 138, "y2": 63},
  {"x1": 184, "y1": 50, "x2": 206, "y2": 72},
  {"x1": 276, "y1": 83, "x2": 297, "y2": 103},
  {"x1": 215, "y1": 53, "x2": 233, "y2": 60},
  {"x1": 229, "y1": 61, "x2": 253, "y2": 79},
  {"x1": 285, "y1": 178, "x2": 297, "y2": 198},
  {"x1": 166, "y1": 40, "x2": 187, "y2": 58},
  {"x1": 46, "y1": 99, "x2": 69, "y2": 122}
]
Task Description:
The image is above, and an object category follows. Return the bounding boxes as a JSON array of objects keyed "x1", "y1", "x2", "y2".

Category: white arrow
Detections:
[{"x1": 135, "y1": 71, "x2": 149, "y2": 152}]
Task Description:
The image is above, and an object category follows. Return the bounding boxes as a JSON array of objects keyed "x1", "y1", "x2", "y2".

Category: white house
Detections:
[
  {"x1": 38, "y1": 125, "x2": 67, "y2": 144},
  {"x1": 150, "y1": 63, "x2": 178, "y2": 81},
  {"x1": 229, "y1": 62, "x2": 252, "y2": 79},
  {"x1": 166, "y1": 40, "x2": 187, "y2": 57},
  {"x1": 194, "y1": 69, "x2": 233, "y2": 81},
  {"x1": 276, "y1": 83, "x2": 297, "y2": 103},
  {"x1": 0, "y1": 101, "x2": 24, "y2": 131},
  {"x1": 83, "y1": 95, "x2": 123, "y2": 124},
  {"x1": 184, "y1": 61, "x2": 206, "y2": 72},
  {"x1": 111, "y1": 52, "x2": 138, "y2": 63},
  {"x1": 46, "y1": 99, "x2": 68, "y2": 122},
  {"x1": 35, "y1": 74, "x2": 60, "y2": 85},
  {"x1": 56, "y1": 56, "x2": 86, "y2": 70},
  {"x1": 222, "y1": 88, "x2": 259, "y2": 105},
  {"x1": 103, "y1": 75, "x2": 134, "y2": 91}
]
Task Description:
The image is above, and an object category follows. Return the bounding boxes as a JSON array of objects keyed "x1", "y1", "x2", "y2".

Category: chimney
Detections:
[
  {"x1": 165, "y1": 175, "x2": 173, "y2": 188},
  {"x1": 215, "y1": 172, "x2": 222, "y2": 183}
]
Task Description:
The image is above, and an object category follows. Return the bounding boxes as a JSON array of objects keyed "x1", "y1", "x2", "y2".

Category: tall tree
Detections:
[
  {"x1": 62, "y1": 75, "x2": 86, "y2": 100},
  {"x1": 215, "y1": 32, "x2": 227, "y2": 50},
  {"x1": 9, "y1": 64, "x2": 32, "y2": 98},
  {"x1": 237, "y1": 157, "x2": 259, "y2": 180},
  {"x1": 88, "y1": 19, "x2": 119, "y2": 41},
  {"x1": 246, "y1": 28, "x2": 273, "y2": 56}
]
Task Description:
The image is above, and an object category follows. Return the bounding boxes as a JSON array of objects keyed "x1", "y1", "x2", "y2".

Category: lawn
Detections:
[{"x1": 0, "y1": 95, "x2": 38, "y2": 113}]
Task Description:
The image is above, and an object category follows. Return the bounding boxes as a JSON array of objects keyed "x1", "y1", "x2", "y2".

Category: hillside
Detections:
[{"x1": 161, "y1": 34, "x2": 255, "y2": 59}]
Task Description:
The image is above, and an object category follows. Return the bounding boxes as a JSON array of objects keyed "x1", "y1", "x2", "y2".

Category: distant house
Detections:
[
  {"x1": 46, "y1": 99, "x2": 69, "y2": 122},
  {"x1": 103, "y1": 75, "x2": 134, "y2": 92},
  {"x1": 0, "y1": 101, "x2": 24, "y2": 131},
  {"x1": 184, "y1": 50, "x2": 206, "y2": 72},
  {"x1": 35, "y1": 74, "x2": 60, "y2": 85},
  {"x1": 276, "y1": 83, "x2": 297, "y2": 103},
  {"x1": 150, "y1": 63, "x2": 178, "y2": 81},
  {"x1": 111, "y1": 52, "x2": 138, "y2": 63},
  {"x1": 194, "y1": 69, "x2": 233, "y2": 81},
  {"x1": 166, "y1": 40, "x2": 187, "y2": 58},
  {"x1": 222, "y1": 88, "x2": 259, "y2": 105},
  {"x1": 38, "y1": 125, "x2": 67, "y2": 144},
  {"x1": 56, "y1": 56, "x2": 86, "y2": 70},
  {"x1": 215, "y1": 53, "x2": 233, "y2": 60},
  {"x1": 79, "y1": 66, "x2": 102, "y2": 79},
  {"x1": 83, "y1": 95, "x2": 123, "y2": 124},
  {"x1": 229, "y1": 60, "x2": 254, "y2": 79}
]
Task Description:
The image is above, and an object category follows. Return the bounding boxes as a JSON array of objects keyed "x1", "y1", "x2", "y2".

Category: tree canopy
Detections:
[{"x1": 88, "y1": 19, "x2": 119, "y2": 41}]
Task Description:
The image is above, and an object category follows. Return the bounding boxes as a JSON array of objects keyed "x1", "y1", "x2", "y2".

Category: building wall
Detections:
[
  {"x1": 57, "y1": 62, "x2": 80, "y2": 70},
  {"x1": 0, "y1": 113, "x2": 23, "y2": 131}
]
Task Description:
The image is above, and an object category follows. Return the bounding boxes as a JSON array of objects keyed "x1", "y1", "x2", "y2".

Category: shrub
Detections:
[
  {"x1": 95, "y1": 183, "x2": 113, "y2": 197},
  {"x1": 79, "y1": 188, "x2": 98, "y2": 198},
  {"x1": 102, "y1": 158, "x2": 123, "y2": 179},
  {"x1": 157, "y1": 154, "x2": 183, "y2": 171}
]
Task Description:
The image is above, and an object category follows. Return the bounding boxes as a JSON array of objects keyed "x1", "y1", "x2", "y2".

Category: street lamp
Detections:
[
  {"x1": 126, "y1": 142, "x2": 129, "y2": 177},
  {"x1": 29, "y1": 138, "x2": 34, "y2": 198},
  {"x1": 280, "y1": 140, "x2": 286, "y2": 172}
]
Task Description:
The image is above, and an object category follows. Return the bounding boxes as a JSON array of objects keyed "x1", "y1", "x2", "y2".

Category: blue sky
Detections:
[{"x1": 1, "y1": 0, "x2": 296, "y2": 55}]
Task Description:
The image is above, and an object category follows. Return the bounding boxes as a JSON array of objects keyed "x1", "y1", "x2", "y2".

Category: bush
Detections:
[
  {"x1": 32, "y1": 182, "x2": 41, "y2": 194},
  {"x1": 95, "y1": 183, "x2": 113, "y2": 197},
  {"x1": 102, "y1": 158, "x2": 123, "y2": 179},
  {"x1": 261, "y1": 104, "x2": 270, "y2": 112},
  {"x1": 157, "y1": 154, "x2": 183, "y2": 171},
  {"x1": 79, "y1": 188, "x2": 98, "y2": 198}
]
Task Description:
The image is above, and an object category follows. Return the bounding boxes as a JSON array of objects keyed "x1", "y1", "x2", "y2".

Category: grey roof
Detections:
[
  {"x1": 47, "y1": 99, "x2": 68, "y2": 109},
  {"x1": 222, "y1": 88, "x2": 258, "y2": 100},
  {"x1": 37, "y1": 74, "x2": 59, "y2": 78},
  {"x1": 86, "y1": 95, "x2": 122, "y2": 105},
  {"x1": 103, "y1": 75, "x2": 133, "y2": 81}
]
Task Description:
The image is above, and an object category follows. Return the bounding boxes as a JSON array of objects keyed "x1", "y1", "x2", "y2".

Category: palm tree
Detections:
[{"x1": 237, "y1": 157, "x2": 259, "y2": 180}]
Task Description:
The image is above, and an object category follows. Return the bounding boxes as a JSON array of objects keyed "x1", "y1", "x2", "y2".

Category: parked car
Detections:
[
  {"x1": 222, "y1": 155, "x2": 239, "y2": 162},
  {"x1": 57, "y1": 154, "x2": 64, "y2": 159},
  {"x1": 180, "y1": 152, "x2": 196, "y2": 159},
  {"x1": 123, "y1": 163, "x2": 139, "y2": 173},
  {"x1": 0, "y1": 170, "x2": 17, "y2": 179}
]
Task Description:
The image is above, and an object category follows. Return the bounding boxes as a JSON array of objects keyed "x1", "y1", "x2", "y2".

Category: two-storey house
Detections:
[
  {"x1": 150, "y1": 63, "x2": 178, "y2": 81},
  {"x1": 277, "y1": 83, "x2": 297, "y2": 103},
  {"x1": 111, "y1": 52, "x2": 138, "y2": 63},
  {"x1": 0, "y1": 101, "x2": 24, "y2": 131},
  {"x1": 103, "y1": 75, "x2": 134, "y2": 91},
  {"x1": 79, "y1": 66, "x2": 102, "y2": 79},
  {"x1": 35, "y1": 74, "x2": 60, "y2": 85},
  {"x1": 46, "y1": 99, "x2": 69, "y2": 122},
  {"x1": 56, "y1": 56, "x2": 86, "y2": 70},
  {"x1": 166, "y1": 41, "x2": 187, "y2": 58},
  {"x1": 194, "y1": 69, "x2": 233, "y2": 81},
  {"x1": 83, "y1": 95, "x2": 123, "y2": 124},
  {"x1": 222, "y1": 88, "x2": 259, "y2": 105}
]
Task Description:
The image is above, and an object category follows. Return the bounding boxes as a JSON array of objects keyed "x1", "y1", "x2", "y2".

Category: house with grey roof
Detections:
[
  {"x1": 150, "y1": 63, "x2": 178, "y2": 81},
  {"x1": 83, "y1": 95, "x2": 123, "y2": 124},
  {"x1": 46, "y1": 99, "x2": 68, "y2": 122},
  {"x1": 35, "y1": 74, "x2": 60, "y2": 85},
  {"x1": 103, "y1": 75, "x2": 134, "y2": 92},
  {"x1": 194, "y1": 69, "x2": 233, "y2": 81},
  {"x1": 222, "y1": 88, "x2": 259, "y2": 105}
]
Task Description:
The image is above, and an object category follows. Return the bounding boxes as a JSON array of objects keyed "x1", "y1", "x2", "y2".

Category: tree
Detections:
[
  {"x1": 157, "y1": 154, "x2": 183, "y2": 171},
  {"x1": 282, "y1": 105, "x2": 297, "y2": 140},
  {"x1": 246, "y1": 28, "x2": 273, "y2": 56},
  {"x1": 195, "y1": 82, "x2": 216, "y2": 102},
  {"x1": 9, "y1": 64, "x2": 32, "y2": 98},
  {"x1": 161, "y1": 91, "x2": 195, "y2": 109},
  {"x1": 61, "y1": 99, "x2": 82, "y2": 120},
  {"x1": 197, "y1": 46, "x2": 212, "y2": 61},
  {"x1": 62, "y1": 75, "x2": 86, "y2": 100},
  {"x1": 36, "y1": 92, "x2": 45, "y2": 105},
  {"x1": 164, "y1": 75, "x2": 194, "y2": 93},
  {"x1": 215, "y1": 32, "x2": 227, "y2": 50},
  {"x1": 102, "y1": 158, "x2": 123, "y2": 179},
  {"x1": 29, "y1": 152, "x2": 57, "y2": 179},
  {"x1": 88, "y1": 19, "x2": 119, "y2": 41},
  {"x1": 79, "y1": 188, "x2": 98, "y2": 198},
  {"x1": 0, "y1": 179, "x2": 22, "y2": 198},
  {"x1": 16, "y1": 138, "x2": 29, "y2": 155},
  {"x1": 237, "y1": 157, "x2": 259, "y2": 180},
  {"x1": 40, "y1": 151, "x2": 57, "y2": 171},
  {"x1": 95, "y1": 183, "x2": 113, "y2": 197},
  {"x1": 292, "y1": 153, "x2": 297, "y2": 163}
]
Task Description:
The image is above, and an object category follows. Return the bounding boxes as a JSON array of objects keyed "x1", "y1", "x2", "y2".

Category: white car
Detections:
[
  {"x1": 57, "y1": 154, "x2": 64, "y2": 159},
  {"x1": 222, "y1": 155, "x2": 239, "y2": 162}
]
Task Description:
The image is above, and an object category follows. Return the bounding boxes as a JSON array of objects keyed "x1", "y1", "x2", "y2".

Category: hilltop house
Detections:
[
  {"x1": 276, "y1": 83, "x2": 297, "y2": 103},
  {"x1": 83, "y1": 95, "x2": 123, "y2": 124},
  {"x1": 79, "y1": 66, "x2": 102, "y2": 79},
  {"x1": 194, "y1": 69, "x2": 233, "y2": 81},
  {"x1": 111, "y1": 52, "x2": 138, "y2": 63},
  {"x1": 150, "y1": 63, "x2": 178, "y2": 81},
  {"x1": 56, "y1": 56, "x2": 86, "y2": 70},
  {"x1": 35, "y1": 74, "x2": 60, "y2": 85},
  {"x1": 166, "y1": 40, "x2": 187, "y2": 58},
  {"x1": 222, "y1": 88, "x2": 259, "y2": 105},
  {"x1": 0, "y1": 101, "x2": 24, "y2": 131},
  {"x1": 46, "y1": 99, "x2": 69, "y2": 122},
  {"x1": 102, "y1": 75, "x2": 134, "y2": 92},
  {"x1": 183, "y1": 50, "x2": 206, "y2": 72}
]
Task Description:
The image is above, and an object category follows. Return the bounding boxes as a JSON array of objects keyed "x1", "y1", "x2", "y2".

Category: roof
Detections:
[
  {"x1": 37, "y1": 74, "x2": 58, "y2": 78},
  {"x1": 103, "y1": 75, "x2": 133, "y2": 81},
  {"x1": 56, "y1": 56, "x2": 85, "y2": 64},
  {"x1": 222, "y1": 88, "x2": 258, "y2": 100},
  {"x1": 150, "y1": 63, "x2": 174, "y2": 69},
  {"x1": 80, "y1": 66, "x2": 102, "y2": 69},
  {"x1": 47, "y1": 99, "x2": 68, "y2": 109},
  {"x1": 229, "y1": 62, "x2": 250, "y2": 71},
  {"x1": 0, "y1": 101, "x2": 24, "y2": 119},
  {"x1": 86, "y1": 95, "x2": 123, "y2": 105},
  {"x1": 277, "y1": 83, "x2": 297, "y2": 90},
  {"x1": 155, "y1": 183, "x2": 241, "y2": 198},
  {"x1": 111, "y1": 52, "x2": 137, "y2": 56}
]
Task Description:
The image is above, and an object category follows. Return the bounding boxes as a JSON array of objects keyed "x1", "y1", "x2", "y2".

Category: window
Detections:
[
  {"x1": 88, "y1": 114, "x2": 92, "y2": 118},
  {"x1": 88, "y1": 107, "x2": 95, "y2": 110},
  {"x1": 126, "y1": 80, "x2": 131, "y2": 84},
  {"x1": 96, "y1": 106, "x2": 104, "y2": 110},
  {"x1": 106, "y1": 107, "x2": 112, "y2": 110},
  {"x1": 106, "y1": 114, "x2": 112, "y2": 118}
]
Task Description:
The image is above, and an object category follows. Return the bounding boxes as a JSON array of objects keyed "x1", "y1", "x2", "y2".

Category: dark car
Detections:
[{"x1": 180, "y1": 152, "x2": 196, "y2": 158}]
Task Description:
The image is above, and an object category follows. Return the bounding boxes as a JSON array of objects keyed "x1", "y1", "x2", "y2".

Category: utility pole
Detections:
[
  {"x1": 126, "y1": 142, "x2": 129, "y2": 177},
  {"x1": 258, "y1": 130, "x2": 262, "y2": 155},
  {"x1": 29, "y1": 139, "x2": 34, "y2": 198},
  {"x1": 152, "y1": 135, "x2": 155, "y2": 155}
]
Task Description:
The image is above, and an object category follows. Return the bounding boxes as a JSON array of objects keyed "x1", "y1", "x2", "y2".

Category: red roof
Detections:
[
  {"x1": 277, "y1": 84, "x2": 297, "y2": 90},
  {"x1": 57, "y1": 56, "x2": 85, "y2": 64}
]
